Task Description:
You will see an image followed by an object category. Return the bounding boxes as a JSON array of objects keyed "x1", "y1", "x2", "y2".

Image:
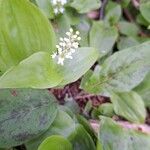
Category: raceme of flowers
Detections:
[
  {"x1": 51, "y1": 0, "x2": 67, "y2": 15},
  {"x1": 51, "y1": 28, "x2": 81, "y2": 65}
]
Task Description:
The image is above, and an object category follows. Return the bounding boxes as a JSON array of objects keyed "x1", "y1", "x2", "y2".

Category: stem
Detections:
[
  {"x1": 123, "y1": 8, "x2": 134, "y2": 22},
  {"x1": 99, "y1": 0, "x2": 108, "y2": 20},
  {"x1": 90, "y1": 120, "x2": 150, "y2": 134}
]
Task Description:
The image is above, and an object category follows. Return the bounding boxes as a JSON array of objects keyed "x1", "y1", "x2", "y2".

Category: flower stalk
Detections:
[{"x1": 52, "y1": 28, "x2": 81, "y2": 65}]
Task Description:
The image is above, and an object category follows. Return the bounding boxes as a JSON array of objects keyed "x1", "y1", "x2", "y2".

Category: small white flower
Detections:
[
  {"x1": 51, "y1": 52, "x2": 57, "y2": 58},
  {"x1": 64, "y1": 38, "x2": 69, "y2": 42},
  {"x1": 54, "y1": 8, "x2": 58, "y2": 14},
  {"x1": 57, "y1": 57, "x2": 64, "y2": 65},
  {"x1": 52, "y1": 0, "x2": 67, "y2": 15},
  {"x1": 70, "y1": 48, "x2": 75, "y2": 53},
  {"x1": 60, "y1": 8, "x2": 64, "y2": 13},
  {"x1": 51, "y1": 28, "x2": 81, "y2": 66},
  {"x1": 72, "y1": 42, "x2": 79, "y2": 49},
  {"x1": 56, "y1": 45, "x2": 60, "y2": 48},
  {"x1": 61, "y1": 0, "x2": 67, "y2": 5},
  {"x1": 52, "y1": 0, "x2": 57, "y2": 5},
  {"x1": 60, "y1": 37, "x2": 64, "y2": 41},
  {"x1": 58, "y1": 48, "x2": 63, "y2": 54},
  {"x1": 77, "y1": 37, "x2": 81, "y2": 41},
  {"x1": 66, "y1": 32, "x2": 71, "y2": 36},
  {"x1": 70, "y1": 28, "x2": 73, "y2": 33},
  {"x1": 73, "y1": 35, "x2": 78, "y2": 39},
  {"x1": 65, "y1": 52, "x2": 73, "y2": 59},
  {"x1": 76, "y1": 31, "x2": 80, "y2": 35}
]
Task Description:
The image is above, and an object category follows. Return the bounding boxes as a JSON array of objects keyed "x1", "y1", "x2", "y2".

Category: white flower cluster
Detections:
[
  {"x1": 51, "y1": 28, "x2": 81, "y2": 65},
  {"x1": 51, "y1": 0, "x2": 67, "y2": 15}
]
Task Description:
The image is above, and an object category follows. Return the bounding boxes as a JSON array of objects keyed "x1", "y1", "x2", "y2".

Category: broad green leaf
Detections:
[
  {"x1": 134, "y1": 72, "x2": 150, "y2": 107},
  {"x1": 75, "y1": 17, "x2": 91, "y2": 47},
  {"x1": 111, "y1": 91, "x2": 146, "y2": 123},
  {"x1": 38, "y1": 135, "x2": 72, "y2": 150},
  {"x1": 81, "y1": 42, "x2": 150, "y2": 95},
  {"x1": 68, "y1": 124, "x2": 96, "y2": 150},
  {"x1": 99, "y1": 117, "x2": 150, "y2": 150},
  {"x1": 65, "y1": 8, "x2": 80, "y2": 25},
  {"x1": 0, "y1": 89, "x2": 57, "y2": 148},
  {"x1": 26, "y1": 110, "x2": 75, "y2": 150},
  {"x1": 0, "y1": 0, "x2": 56, "y2": 73},
  {"x1": 55, "y1": 13, "x2": 71, "y2": 38},
  {"x1": 96, "y1": 141, "x2": 103, "y2": 150},
  {"x1": 76, "y1": 115, "x2": 96, "y2": 140},
  {"x1": 90, "y1": 21, "x2": 118, "y2": 55},
  {"x1": 0, "y1": 47, "x2": 98, "y2": 88},
  {"x1": 136, "y1": 14, "x2": 149, "y2": 27},
  {"x1": 117, "y1": 37, "x2": 139, "y2": 50},
  {"x1": 105, "y1": 1, "x2": 122, "y2": 25},
  {"x1": 26, "y1": 110, "x2": 96, "y2": 150},
  {"x1": 98, "y1": 103, "x2": 114, "y2": 117},
  {"x1": 120, "y1": 0, "x2": 130, "y2": 8},
  {"x1": 83, "y1": 100, "x2": 93, "y2": 117},
  {"x1": 64, "y1": 98, "x2": 80, "y2": 115},
  {"x1": 0, "y1": 52, "x2": 62, "y2": 88},
  {"x1": 140, "y1": 1, "x2": 150, "y2": 23},
  {"x1": 59, "y1": 47, "x2": 99, "y2": 86},
  {"x1": 35, "y1": 0, "x2": 54, "y2": 19},
  {"x1": 91, "y1": 102, "x2": 114, "y2": 119},
  {"x1": 118, "y1": 21, "x2": 140, "y2": 36},
  {"x1": 70, "y1": 0, "x2": 101, "y2": 14}
]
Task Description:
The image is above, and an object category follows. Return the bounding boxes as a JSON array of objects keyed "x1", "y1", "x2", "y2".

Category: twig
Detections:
[
  {"x1": 123, "y1": 8, "x2": 134, "y2": 22},
  {"x1": 99, "y1": 0, "x2": 108, "y2": 20},
  {"x1": 116, "y1": 0, "x2": 135, "y2": 22},
  {"x1": 90, "y1": 120, "x2": 150, "y2": 134},
  {"x1": 75, "y1": 94, "x2": 100, "y2": 100}
]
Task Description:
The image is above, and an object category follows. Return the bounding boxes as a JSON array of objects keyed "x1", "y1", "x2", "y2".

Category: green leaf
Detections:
[
  {"x1": 81, "y1": 42, "x2": 150, "y2": 95},
  {"x1": 76, "y1": 115, "x2": 96, "y2": 140},
  {"x1": 26, "y1": 110, "x2": 75, "y2": 150},
  {"x1": 99, "y1": 117, "x2": 150, "y2": 150},
  {"x1": 98, "y1": 103, "x2": 114, "y2": 117},
  {"x1": 118, "y1": 21, "x2": 140, "y2": 36},
  {"x1": 70, "y1": 0, "x2": 101, "y2": 14},
  {"x1": 136, "y1": 14, "x2": 150, "y2": 26},
  {"x1": 0, "y1": 47, "x2": 98, "y2": 88},
  {"x1": 26, "y1": 110, "x2": 96, "y2": 150},
  {"x1": 0, "y1": 89, "x2": 57, "y2": 148},
  {"x1": 75, "y1": 17, "x2": 91, "y2": 47},
  {"x1": 38, "y1": 135, "x2": 72, "y2": 150},
  {"x1": 134, "y1": 72, "x2": 150, "y2": 107},
  {"x1": 0, "y1": 0, "x2": 56, "y2": 74},
  {"x1": 96, "y1": 141, "x2": 103, "y2": 150},
  {"x1": 0, "y1": 52, "x2": 62, "y2": 88},
  {"x1": 140, "y1": 1, "x2": 150, "y2": 23},
  {"x1": 111, "y1": 91, "x2": 146, "y2": 123},
  {"x1": 105, "y1": 1, "x2": 122, "y2": 25},
  {"x1": 55, "y1": 13, "x2": 71, "y2": 38},
  {"x1": 35, "y1": 0, "x2": 54, "y2": 19},
  {"x1": 68, "y1": 124, "x2": 96, "y2": 150},
  {"x1": 65, "y1": 8, "x2": 80, "y2": 26},
  {"x1": 64, "y1": 98, "x2": 80, "y2": 115},
  {"x1": 120, "y1": 0, "x2": 130, "y2": 8},
  {"x1": 117, "y1": 37, "x2": 139, "y2": 50},
  {"x1": 90, "y1": 21, "x2": 118, "y2": 55}
]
